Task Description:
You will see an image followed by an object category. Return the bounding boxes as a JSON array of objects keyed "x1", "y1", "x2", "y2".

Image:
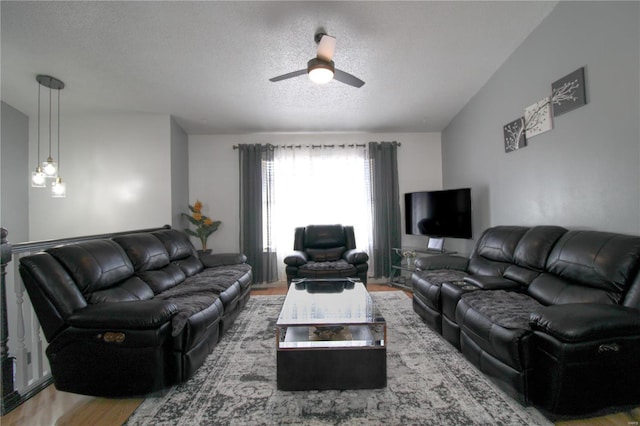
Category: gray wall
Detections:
[
  {"x1": 28, "y1": 113, "x2": 174, "y2": 240},
  {"x1": 170, "y1": 117, "x2": 189, "y2": 230},
  {"x1": 442, "y1": 1, "x2": 640, "y2": 254},
  {"x1": 1, "y1": 101, "x2": 29, "y2": 243}
]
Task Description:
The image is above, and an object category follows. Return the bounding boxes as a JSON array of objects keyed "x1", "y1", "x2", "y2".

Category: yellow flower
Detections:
[{"x1": 183, "y1": 201, "x2": 222, "y2": 251}]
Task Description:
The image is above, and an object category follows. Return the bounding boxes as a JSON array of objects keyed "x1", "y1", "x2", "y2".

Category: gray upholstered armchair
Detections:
[{"x1": 283, "y1": 225, "x2": 369, "y2": 286}]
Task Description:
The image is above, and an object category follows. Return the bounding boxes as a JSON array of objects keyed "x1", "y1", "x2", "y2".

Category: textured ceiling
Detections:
[{"x1": 1, "y1": 1, "x2": 557, "y2": 134}]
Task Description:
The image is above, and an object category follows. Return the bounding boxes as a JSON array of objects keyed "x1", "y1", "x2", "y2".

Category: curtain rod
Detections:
[{"x1": 232, "y1": 142, "x2": 401, "y2": 150}]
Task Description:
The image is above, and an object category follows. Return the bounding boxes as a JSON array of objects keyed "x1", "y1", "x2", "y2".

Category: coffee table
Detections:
[{"x1": 276, "y1": 278, "x2": 387, "y2": 391}]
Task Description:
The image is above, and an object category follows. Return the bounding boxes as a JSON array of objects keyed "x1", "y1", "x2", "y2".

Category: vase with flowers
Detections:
[{"x1": 182, "y1": 200, "x2": 221, "y2": 252}]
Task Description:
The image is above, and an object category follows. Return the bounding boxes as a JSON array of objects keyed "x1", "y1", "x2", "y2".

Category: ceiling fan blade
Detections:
[
  {"x1": 334, "y1": 69, "x2": 365, "y2": 88},
  {"x1": 317, "y1": 34, "x2": 336, "y2": 62},
  {"x1": 269, "y1": 69, "x2": 307, "y2": 82}
]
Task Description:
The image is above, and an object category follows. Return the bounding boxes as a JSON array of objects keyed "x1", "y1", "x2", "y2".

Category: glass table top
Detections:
[{"x1": 276, "y1": 278, "x2": 385, "y2": 327}]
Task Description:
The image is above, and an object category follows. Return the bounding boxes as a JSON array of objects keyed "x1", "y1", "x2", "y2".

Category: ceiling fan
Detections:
[{"x1": 269, "y1": 32, "x2": 365, "y2": 88}]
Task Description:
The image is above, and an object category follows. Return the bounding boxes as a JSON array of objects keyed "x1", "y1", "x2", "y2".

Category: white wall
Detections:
[
  {"x1": 442, "y1": 1, "x2": 640, "y2": 255},
  {"x1": 29, "y1": 112, "x2": 174, "y2": 240},
  {"x1": 396, "y1": 133, "x2": 443, "y2": 248},
  {"x1": 1, "y1": 101, "x2": 29, "y2": 243},
  {"x1": 188, "y1": 132, "x2": 442, "y2": 252},
  {"x1": 170, "y1": 118, "x2": 189, "y2": 229}
]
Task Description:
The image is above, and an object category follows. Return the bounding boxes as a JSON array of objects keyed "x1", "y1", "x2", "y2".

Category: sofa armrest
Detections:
[
  {"x1": 463, "y1": 275, "x2": 521, "y2": 290},
  {"x1": 284, "y1": 250, "x2": 308, "y2": 266},
  {"x1": 415, "y1": 255, "x2": 468, "y2": 271},
  {"x1": 200, "y1": 252, "x2": 247, "y2": 268},
  {"x1": 530, "y1": 304, "x2": 640, "y2": 343},
  {"x1": 67, "y1": 300, "x2": 178, "y2": 330},
  {"x1": 343, "y1": 249, "x2": 369, "y2": 264}
]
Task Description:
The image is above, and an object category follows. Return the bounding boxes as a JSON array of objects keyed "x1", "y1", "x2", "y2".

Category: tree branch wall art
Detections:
[
  {"x1": 503, "y1": 66, "x2": 587, "y2": 154},
  {"x1": 552, "y1": 67, "x2": 587, "y2": 116},
  {"x1": 503, "y1": 117, "x2": 526, "y2": 153},
  {"x1": 525, "y1": 96, "x2": 553, "y2": 138}
]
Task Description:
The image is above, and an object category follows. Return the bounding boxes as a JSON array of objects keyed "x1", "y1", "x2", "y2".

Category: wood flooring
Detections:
[{"x1": 2, "y1": 282, "x2": 638, "y2": 426}]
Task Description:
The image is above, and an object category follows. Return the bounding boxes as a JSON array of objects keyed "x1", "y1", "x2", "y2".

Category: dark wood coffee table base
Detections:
[{"x1": 277, "y1": 346, "x2": 387, "y2": 391}]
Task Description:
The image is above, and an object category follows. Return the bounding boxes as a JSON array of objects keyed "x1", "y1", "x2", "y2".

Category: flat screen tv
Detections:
[{"x1": 405, "y1": 188, "x2": 472, "y2": 240}]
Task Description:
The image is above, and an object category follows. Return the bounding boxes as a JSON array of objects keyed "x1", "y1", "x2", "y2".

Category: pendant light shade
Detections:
[
  {"x1": 42, "y1": 158, "x2": 58, "y2": 177},
  {"x1": 51, "y1": 177, "x2": 66, "y2": 198},
  {"x1": 32, "y1": 75, "x2": 67, "y2": 197},
  {"x1": 31, "y1": 167, "x2": 46, "y2": 187}
]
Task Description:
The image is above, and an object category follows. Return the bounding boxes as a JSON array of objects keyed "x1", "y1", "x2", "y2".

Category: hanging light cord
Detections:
[
  {"x1": 57, "y1": 87, "x2": 61, "y2": 173},
  {"x1": 37, "y1": 81, "x2": 41, "y2": 165},
  {"x1": 48, "y1": 80, "x2": 52, "y2": 159}
]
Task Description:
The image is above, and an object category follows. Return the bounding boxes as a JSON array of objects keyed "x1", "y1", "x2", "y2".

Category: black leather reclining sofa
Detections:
[
  {"x1": 412, "y1": 226, "x2": 640, "y2": 414},
  {"x1": 19, "y1": 227, "x2": 252, "y2": 397}
]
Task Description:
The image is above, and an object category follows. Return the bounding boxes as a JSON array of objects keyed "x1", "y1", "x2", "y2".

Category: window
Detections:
[{"x1": 264, "y1": 146, "x2": 373, "y2": 278}]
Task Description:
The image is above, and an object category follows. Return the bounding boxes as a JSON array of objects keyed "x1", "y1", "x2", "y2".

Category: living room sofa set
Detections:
[
  {"x1": 412, "y1": 225, "x2": 640, "y2": 414},
  {"x1": 17, "y1": 220, "x2": 640, "y2": 416},
  {"x1": 19, "y1": 227, "x2": 252, "y2": 397}
]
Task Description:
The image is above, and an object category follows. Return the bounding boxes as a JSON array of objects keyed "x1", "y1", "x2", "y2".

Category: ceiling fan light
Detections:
[
  {"x1": 307, "y1": 58, "x2": 335, "y2": 84},
  {"x1": 309, "y1": 67, "x2": 334, "y2": 84}
]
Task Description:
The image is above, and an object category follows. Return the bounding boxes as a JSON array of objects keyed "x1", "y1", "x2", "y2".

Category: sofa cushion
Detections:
[
  {"x1": 457, "y1": 290, "x2": 543, "y2": 370},
  {"x1": 303, "y1": 225, "x2": 346, "y2": 248},
  {"x1": 412, "y1": 269, "x2": 468, "y2": 311},
  {"x1": 546, "y1": 231, "x2": 640, "y2": 299},
  {"x1": 299, "y1": 259, "x2": 353, "y2": 271},
  {"x1": 467, "y1": 226, "x2": 529, "y2": 277},
  {"x1": 156, "y1": 263, "x2": 251, "y2": 336},
  {"x1": 503, "y1": 265, "x2": 541, "y2": 286},
  {"x1": 154, "y1": 279, "x2": 222, "y2": 337},
  {"x1": 152, "y1": 229, "x2": 197, "y2": 260},
  {"x1": 460, "y1": 290, "x2": 543, "y2": 330},
  {"x1": 174, "y1": 256, "x2": 204, "y2": 277},
  {"x1": 139, "y1": 263, "x2": 187, "y2": 294},
  {"x1": 88, "y1": 276, "x2": 155, "y2": 303},
  {"x1": 528, "y1": 273, "x2": 619, "y2": 305},
  {"x1": 513, "y1": 226, "x2": 568, "y2": 271},
  {"x1": 113, "y1": 233, "x2": 170, "y2": 272},
  {"x1": 47, "y1": 240, "x2": 135, "y2": 294},
  {"x1": 472, "y1": 226, "x2": 529, "y2": 264},
  {"x1": 307, "y1": 246, "x2": 345, "y2": 261},
  {"x1": 195, "y1": 263, "x2": 252, "y2": 293},
  {"x1": 298, "y1": 260, "x2": 357, "y2": 278}
]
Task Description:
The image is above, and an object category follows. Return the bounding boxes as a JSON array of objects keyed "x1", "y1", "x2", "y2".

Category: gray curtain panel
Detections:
[
  {"x1": 238, "y1": 144, "x2": 277, "y2": 283},
  {"x1": 368, "y1": 141, "x2": 402, "y2": 277}
]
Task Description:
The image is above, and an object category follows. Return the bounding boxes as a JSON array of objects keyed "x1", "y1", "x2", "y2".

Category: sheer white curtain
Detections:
[{"x1": 268, "y1": 146, "x2": 373, "y2": 279}]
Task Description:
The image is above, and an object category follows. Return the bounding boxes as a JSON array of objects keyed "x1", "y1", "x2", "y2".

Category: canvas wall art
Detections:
[
  {"x1": 503, "y1": 117, "x2": 527, "y2": 153},
  {"x1": 552, "y1": 67, "x2": 587, "y2": 116},
  {"x1": 524, "y1": 96, "x2": 553, "y2": 138}
]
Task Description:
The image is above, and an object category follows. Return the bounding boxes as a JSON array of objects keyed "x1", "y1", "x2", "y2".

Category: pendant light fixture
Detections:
[{"x1": 32, "y1": 75, "x2": 66, "y2": 197}]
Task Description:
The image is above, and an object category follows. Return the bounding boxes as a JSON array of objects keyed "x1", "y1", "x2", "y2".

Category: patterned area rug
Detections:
[{"x1": 126, "y1": 292, "x2": 551, "y2": 425}]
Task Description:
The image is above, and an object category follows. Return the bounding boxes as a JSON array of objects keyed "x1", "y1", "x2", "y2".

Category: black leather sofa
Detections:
[
  {"x1": 412, "y1": 226, "x2": 640, "y2": 414},
  {"x1": 19, "y1": 228, "x2": 252, "y2": 397},
  {"x1": 284, "y1": 225, "x2": 369, "y2": 285}
]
